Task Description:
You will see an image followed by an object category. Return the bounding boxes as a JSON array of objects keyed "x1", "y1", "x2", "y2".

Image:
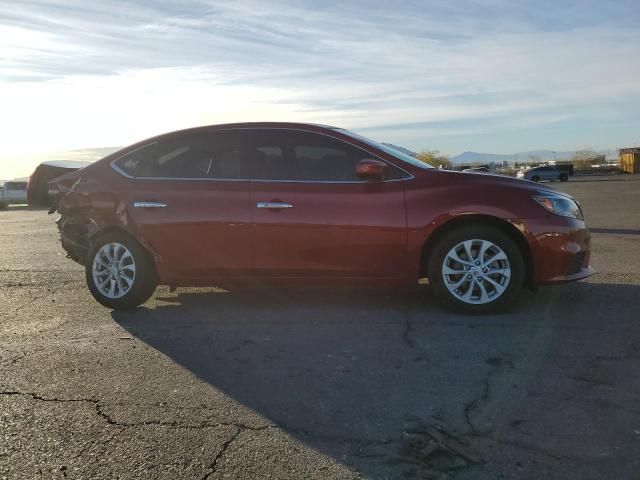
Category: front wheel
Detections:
[
  {"x1": 559, "y1": 173, "x2": 569, "y2": 182},
  {"x1": 427, "y1": 225, "x2": 525, "y2": 314},
  {"x1": 85, "y1": 232, "x2": 157, "y2": 309},
  {"x1": 531, "y1": 175, "x2": 540, "y2": 182}
]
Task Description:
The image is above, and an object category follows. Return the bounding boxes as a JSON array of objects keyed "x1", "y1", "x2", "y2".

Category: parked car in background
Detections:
[
  {"x1": 517, "y1": 166, "x2": 569, "y2": 182},
  {"x1": 50, "y1": 122, "x2": 593, "y2": 314},
  {"x1": 0, "y1": 178, "x2": 29, "y2": 208},
  {"x1": 462, "y1": 166, "x2": 490, "y2": 173},
  {"x1": 28, "y1": 160, "x2": 93, "y2": 207}
]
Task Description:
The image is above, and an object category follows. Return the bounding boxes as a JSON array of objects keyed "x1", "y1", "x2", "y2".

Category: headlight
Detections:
[{"x1": 533, "y1": 193, "x2": 583, "y2": 220}]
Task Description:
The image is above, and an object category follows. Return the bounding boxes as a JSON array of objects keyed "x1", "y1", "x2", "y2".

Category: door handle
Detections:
[
  {"x1": 133, "y1": 201, "x2": 167, "y2": 208},
  {"x1": 256, "y1": 202, "x2": 293, "y2": 209}
]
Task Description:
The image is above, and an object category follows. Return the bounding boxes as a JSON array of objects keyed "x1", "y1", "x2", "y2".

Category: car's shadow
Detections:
[{"x1": 111, "y1": 281, "x2": 639, "y2": 478}]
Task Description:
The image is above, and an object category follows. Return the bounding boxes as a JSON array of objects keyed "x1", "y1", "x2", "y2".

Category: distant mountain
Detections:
[
  {"x1": 452, "y1": 151, "x2": 512, "y2": 164},
  {"x1": 451, "y1": 149, "x2": 617, "y2": 165}
]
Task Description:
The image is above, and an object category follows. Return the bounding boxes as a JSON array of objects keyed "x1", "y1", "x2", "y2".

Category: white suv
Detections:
[{"x1": 0, "y1": 180, "x2": 29, "y2": 208}]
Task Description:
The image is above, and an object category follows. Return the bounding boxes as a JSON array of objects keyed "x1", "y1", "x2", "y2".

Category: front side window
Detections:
[
  {"x1": 248, "y1": 129, "x2": 407, "y2": 181},
  {"x1": 6, "y1": 182, "x2": 27, "y2": 190},
  {"x1": 114, "y1": 131, "x2": 244, "y2": 179}
]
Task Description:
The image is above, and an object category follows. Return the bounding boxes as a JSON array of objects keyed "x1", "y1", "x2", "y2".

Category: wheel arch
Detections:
[
  {"x1": 419, "y1": 214, "x2": 535, "y2": 290},
  {"x1": 89, "y1": 226, "x2": 158, "y2": 277},
  {"x1": 91, "y1": 225, "x2": 135, "y2": 244}
]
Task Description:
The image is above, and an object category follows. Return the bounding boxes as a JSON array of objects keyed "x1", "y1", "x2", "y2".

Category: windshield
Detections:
[{"x1": 335, "y1": 129, "x2": 433, "y2": 169}]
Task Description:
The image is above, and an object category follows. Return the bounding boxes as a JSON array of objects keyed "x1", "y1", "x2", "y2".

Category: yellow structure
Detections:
[{"x1": 619, "y1": 147, "x2": 640, "y2": 173}]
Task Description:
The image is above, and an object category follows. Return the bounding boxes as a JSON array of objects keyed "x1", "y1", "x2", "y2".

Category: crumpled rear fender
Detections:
[{"x1": 56, "y1": 189, "x2": 144, "y2": 265}]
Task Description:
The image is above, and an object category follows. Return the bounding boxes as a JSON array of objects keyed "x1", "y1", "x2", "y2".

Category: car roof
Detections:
[
  {"x1": 153, "y1": 122, "x2": 341, "y2": 139},
  {"x1": 208, "y1": 121, "x2": 339, "y2": 129}
]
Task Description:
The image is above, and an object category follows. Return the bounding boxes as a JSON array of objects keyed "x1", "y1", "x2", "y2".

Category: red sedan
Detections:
[{"x1": 50, "y1": 122, "x2": 593, "y2": 313}]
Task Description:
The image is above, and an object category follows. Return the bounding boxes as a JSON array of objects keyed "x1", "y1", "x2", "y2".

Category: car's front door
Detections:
[
  {"x1": 247, "y1": 129, "x2": 409, "y2": 280},
  {"x1": 114, "y1": 129, "x2": 253, "y2": 279}
]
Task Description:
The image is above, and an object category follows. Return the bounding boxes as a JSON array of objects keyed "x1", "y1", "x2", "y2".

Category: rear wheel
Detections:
[
  {"x1": 85, "y1": 232, "x2": 157, "y2": 309},
  {"x1": 531, "y1": 175, "x2": 540, "y2": 182},
  {"x1": 427, "y1": 225, "x2": 525, "y2": 314},
  {"x1": 559, "y1": 173, "x2": 569, "y2": 182}
]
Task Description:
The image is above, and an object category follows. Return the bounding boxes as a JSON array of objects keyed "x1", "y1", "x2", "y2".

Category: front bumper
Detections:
[
  {"x1": 524, "y1": 216, "x2": 595, "y2": 284},
  {"x1": 545, "y1": 266, "x2": 596, "y2": 283}
]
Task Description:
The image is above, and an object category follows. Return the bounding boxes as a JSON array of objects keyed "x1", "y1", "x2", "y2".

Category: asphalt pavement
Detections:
[{"x1": 1, "y1": 174, "x2": 640, "y2": 479}]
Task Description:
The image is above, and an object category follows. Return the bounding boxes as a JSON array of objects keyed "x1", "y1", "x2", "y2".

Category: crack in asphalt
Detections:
[
  {"x1": 401, "y1": 304, "x2": 417, "y2": 350},
  {"x1": 1, "y1": 389, "x2": 285, "y2": 478},
  {"x1": 200, "y1": 427, "x2": 243, "y2": 480},
  {"x1": 399, "y1": 302, "x2": 446, "y2": 369},
  {"x1": 0, "y1": 390, "x2": 276, "y2": 432},
  {"x1": 463, "y1": 357, "x2": 513, "y2": 435},
  {"x1": 0, "y1": 390, "x2": 394, "y2": 478}
]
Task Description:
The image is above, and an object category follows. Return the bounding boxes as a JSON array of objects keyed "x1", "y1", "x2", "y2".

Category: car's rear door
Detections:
[
  {"x1": 113, "y1": 129, "x2": 253, "y2": 279},
  {"x1": 247, "y1": 128, "x2": 409, "y2": 280}
]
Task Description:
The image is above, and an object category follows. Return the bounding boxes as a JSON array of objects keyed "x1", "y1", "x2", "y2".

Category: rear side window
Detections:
[
  {"x1": 6, "y1": 182, "x2": 27, "y2": 190},
  {"x1": 114, "y1": 131, "x2": 244, "y2": 179},
  {"x1": 247, "y1": 129, "x2": 407, "y2": 181}
]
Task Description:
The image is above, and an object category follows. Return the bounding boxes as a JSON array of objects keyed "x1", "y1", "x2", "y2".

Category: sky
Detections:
[{"x1": 2, "y1": 0, "x2": 640, "y2": 179}]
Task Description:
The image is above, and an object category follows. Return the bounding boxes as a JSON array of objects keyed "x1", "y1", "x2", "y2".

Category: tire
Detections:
[
  {"x1": 531, "y1": 175, "x2": 540, "y2": 182},
  {"x1": 559, "y1": 173, "x2": 569, "y2": 182},
  {"x1": 427, "y1": 224, "x2": 525, "y2": 314},
  {"x1": 85, "y1": 231, "x2": 157, "y2": 309}
]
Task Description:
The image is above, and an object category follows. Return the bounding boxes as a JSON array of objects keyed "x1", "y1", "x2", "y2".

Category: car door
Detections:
[
  {"x1": 247, "y1": 128, "x2": 409, "y2": 279},
  {"x1": 113, "y1": 129, "x2": 253, "y2": 279}
]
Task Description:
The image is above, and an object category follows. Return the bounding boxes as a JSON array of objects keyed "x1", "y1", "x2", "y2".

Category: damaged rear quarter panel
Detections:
[{"x1": 56, "y1": 171, "x2": 141, "y2": 265}]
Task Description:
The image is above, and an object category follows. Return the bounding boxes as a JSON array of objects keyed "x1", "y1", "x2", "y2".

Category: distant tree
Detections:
[
  {"x1": 572, "y1": 150, "x2": 599, "y2": 170},
  {"x1": 415, "y1": 150, "x2": 452, "y2": 169}
]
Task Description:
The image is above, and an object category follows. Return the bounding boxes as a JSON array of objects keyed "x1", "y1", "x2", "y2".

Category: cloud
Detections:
[{"x1": 1, "y1": 0, "x2": 639, "y2": 177}]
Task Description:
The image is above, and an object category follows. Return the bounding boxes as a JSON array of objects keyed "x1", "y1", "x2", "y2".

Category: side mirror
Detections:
[{"x1": 356, "y1": 158, "x2": 387, "y2": 182}]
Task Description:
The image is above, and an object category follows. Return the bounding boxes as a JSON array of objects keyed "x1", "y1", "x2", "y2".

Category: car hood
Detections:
[{"x1": 416, "y1": 169, "x2": 575, "y2": 199}]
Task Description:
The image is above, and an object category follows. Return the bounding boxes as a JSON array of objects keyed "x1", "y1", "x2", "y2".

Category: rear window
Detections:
[{"x1": 114, "y1": 131, "x2": 244, "y2": 179}]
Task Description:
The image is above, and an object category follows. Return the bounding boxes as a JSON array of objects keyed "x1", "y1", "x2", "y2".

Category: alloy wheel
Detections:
[
  {"x1": 441, "y1": 239, "x2": 511, "y2": 305},
  {"x1": 92, "y1": 242, "x2": 136, "y2": 299}
]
